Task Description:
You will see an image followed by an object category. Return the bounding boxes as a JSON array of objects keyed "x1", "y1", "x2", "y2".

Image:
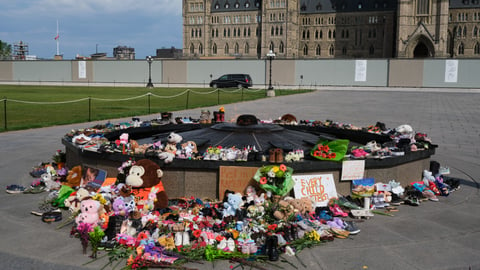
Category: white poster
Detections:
[
  {"x1": 292, "y1": 174, "x2": 337, "y2": 207},
  {"x1": 341, "y1": 160, "x2": 365, "y2": 181},
  {"x1": 355, "y1": 60, "x2": 367, "y2": 82},
  {"x1": 444, "y1": 59, "x2": 458, "y2": 83},
  {"x1": 78, "y1": 61, "x2": 86, "y2": 79}
]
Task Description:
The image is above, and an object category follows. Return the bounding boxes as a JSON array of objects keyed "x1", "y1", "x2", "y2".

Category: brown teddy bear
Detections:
[
  {"x1": 65, "y1": 165, "x2": 82, "y2": 188},
  {"x1": 273, "y1": 199, "x2": 296, "y2": 221},
  {"x1": 125, "y1": 159, "x2": 169, "y2": 209}
]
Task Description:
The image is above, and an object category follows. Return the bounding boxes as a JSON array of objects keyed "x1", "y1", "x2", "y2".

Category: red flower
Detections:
[
  {"x1": 318, "y1": 145, "x2": 324, "y2": 151},
  {"x1": 313, "y1": 150, "x2": 321, "y2": 157},
  {"x1": 259, "y1": 176, "x2": 267, "y2": 185},
  {"x1": 323, "y1": 145, "x2": 330, "y2": 153},
  {"x1": 279, "y1": 164, "x2": 287, "y2": 172},
  {"x1": 268, "y1": 224, "x2": 278, "y2": 231},
  {"x1": 322, "y1": 153, "x2": 327, "y2": 158},
  {"x1": 193, "y1": 229, "x2": 202, "y2": 238},
  {"x1": 328, "y1": 152, "x2": 336, "y2": 159}
]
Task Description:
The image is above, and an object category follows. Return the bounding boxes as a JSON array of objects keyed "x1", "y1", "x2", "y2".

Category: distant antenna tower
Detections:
[{"x1": 14, "y1": 41, "x2": 29, "y2": 60}]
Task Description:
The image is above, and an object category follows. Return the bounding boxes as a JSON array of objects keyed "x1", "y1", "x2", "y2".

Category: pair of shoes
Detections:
[
  {"x1": 23, "y1": 185, "x2": 46, "y2": 194},
  {"x1": 265, "y1": 235, "x2": 279, "y2": 261},
  {"x1": 269, "y1": 148, "x2": 284, "y2": 163},
  {"x1": 329, "y1": 204, "x2": 349, "y2": 217},
  {"x1": 5, "y1": 184, "x2": 26, "y2": 194},
  {"x1": 174, "y1": 231, "x2": 190, "y2": 246},
  {"x1": 389, "y1": 193, "x2": 404, "y2": 206},
  {"x1": 240, "y1": 240, "x2": 257, "y2": 254},
  {"x1": 31, "y1": 207, "x2": 60, "y2": 216},
  {"x1": 404, "y1": 196, "x2": 420, "y2": 206}
]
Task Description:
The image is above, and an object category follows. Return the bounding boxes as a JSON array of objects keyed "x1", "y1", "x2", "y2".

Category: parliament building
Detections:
[{"x1": 182, "y1": 0, "x2": 480, "y2": 59}]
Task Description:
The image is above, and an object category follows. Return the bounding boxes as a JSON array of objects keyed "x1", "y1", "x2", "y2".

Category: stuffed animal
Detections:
[
  {"x1": 112, "y1": 197, "x2": 128, "y2": 216},
  {"x1": 158, "y1": 132, "x2": 183, "y2": 163},
  {"x1": 65, "y1": 165, "x2": 82, "y2": 188},
  {"x1": 125, "y1": 159, "x2": 168, "y2": 209},
  {"x1": 223, "y1": 193, "x2": 244, "y2": 217},
  {"x1": 75, "y1": 199, "x2": 101, "y2": 226},
  {"x1": 177, "y1": 141, "x2": 198, "y2": 159},
  {"x1": 273, "y1": 199, "x2": 296, "y2": 221},
  {"x1": 64, "y1": 187, "x2": 90, "y2": 213},
  {"x1": 41, "y1": 173, "x2": 61, "y2": 191}
]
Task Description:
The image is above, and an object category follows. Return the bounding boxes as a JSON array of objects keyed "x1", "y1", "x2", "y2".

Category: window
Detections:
[
  {"x1": 302, "y1": 30, "x2": 306, "y2": 39},
  {"x1": 234, "y1": 43, "x2": 239, "y2": 54},
  {"x1": 329, "y1": 45, "x2": 335, "y2": 56},
  {"x1": 458, "y1": 42, "x2": 464, "y2": 55},
  {"x1": 191, "y1": 29, "x2": 194, "y2": 38},
  {"x1": 279, "y1": 42, "x2": 284, "y2": 53},
  {"x1": 316, "y1": 44, "x2": 321, "y2": 55},
  {"x1": 225, "y1": 3, "x2": 230, "y2": 8},
  {"x1": 269, "y1": 42, "x2": 274, "y2": 52},
  {"x1": 369, "y1": 45, "x2": 375, "y2": 55},
  {"x1": 315, "y1": 30, "x2": 319, "y2": 39},
  {"x1": 342, "y1": 47, "x2": 347, "y2": 55},
  {"x1": 245, "y1": 43, "x2": 250, "y2": 54},
  {"x1": 276, "y1": 26, "x2": 279, "y2": 36},
  {"x1": 474, "y1": 42, "x2": 480, "y2": 54},
  {"x1": 271, "y1": 26, "x2": 275, "y2": 36},
  {"x1": 245, "y1": 1, "x2": 250, "y2": 8},
  {"x1": 280, "y1": 26, "x2": 283, "y2": 35},
  {"x1": 328, "y1": 30, "x2": 332, "y2": 39},
  {"x1": 190, "y1": 43, "x2": 194, "y2": 54},
  {"x1": 303, "y1": 44, "x2": 308, "y2": 55},
  {"x1": 199, "y1": 43, "x2": 203, "y2": 54},
  {"x1": 474, "y1": 26, "x2": 478, "y2": 37},
  {"x1": 417, "y1": 0, "x2": 429, "y2": 15},
  {"x1": 235, "y1": 2, "x2": 239, "y2": 8},
  {"x1": 215, "y1": 3, "x2": 220, "y2": 9},
  {"x1": 225, "y1": 43, "x2": 229, "y2": 54},
  {"x1": 457, "y1": 26, "x2": 462, "y2": 37},
  {"x1": 463, "y1": 26, "x2": 467, "y2": 36},
  {"x1": 199, "y1": 29, "x2": 202, "y2": 38},
  {"x1": 213, "y1": 43, "x2": 217, "y2": 54},
  {"x1": 307, "y1": 30, "x2": 310, "y2": 39},
  {"x1": 358, "y1": 2, "x2": 363, "y2": 9}
]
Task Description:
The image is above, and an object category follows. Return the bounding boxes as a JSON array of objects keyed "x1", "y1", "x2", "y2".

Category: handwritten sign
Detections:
[
  {"x1": 219, "y1": 166, "x2": 259, "y2": 200},
  {"x1": 341, "y1": 160, "x2": 365, "y2": 181},
  {"x1": 355, "y1": 60, "x2": 367, "y2": 82},
  {"x1": 292, "y1": 174, "x2": 337, "y2": 207}
]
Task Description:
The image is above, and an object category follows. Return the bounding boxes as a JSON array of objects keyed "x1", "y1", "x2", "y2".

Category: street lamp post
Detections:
[
  {"x1": 266, "y1": 50, "x2": 276, "y2": 96},
  {"x1": 146, "y1": 56, "x2": 154, "y2": 88}
]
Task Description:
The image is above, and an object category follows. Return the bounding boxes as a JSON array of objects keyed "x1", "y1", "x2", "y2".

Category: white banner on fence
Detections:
[
  {"x1": 355, "y1": 60, "x2": 367, "y2": 82},
  {"x1": 78, "y1": 61, "x2": 86, "y2": 79},
  {"x1": 292, "y1": 174, "x2": 337, "y2": 207},
  {"x1": 444, "y1": 59, "x2": 458, "y2": 83}
]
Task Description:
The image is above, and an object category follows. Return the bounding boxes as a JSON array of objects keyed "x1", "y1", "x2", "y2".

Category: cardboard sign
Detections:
[
  {"x1": 292, "y1": 174, "x2": 337, "y2": 207},
  {"x1": 341, "y1": 160, "x2": 365, "y2": 181},
  {"x1": 219, "y1": 166, "x2": 259, "y2": 200}
]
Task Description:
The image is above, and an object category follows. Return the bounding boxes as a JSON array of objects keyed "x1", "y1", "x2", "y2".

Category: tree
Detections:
[{"x1": 0, "y1": 40, "x2": 12, "y2": 59}]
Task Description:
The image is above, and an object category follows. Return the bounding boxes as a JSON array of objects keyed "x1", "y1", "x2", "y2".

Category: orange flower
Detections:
[{"x1": 279, "y1": 164, "x2": 287, "y2": 172}]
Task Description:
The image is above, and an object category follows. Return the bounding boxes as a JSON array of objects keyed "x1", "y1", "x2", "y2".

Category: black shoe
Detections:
[{"x1": 267, "y1": 236, "x2": 279, "y2": 261}]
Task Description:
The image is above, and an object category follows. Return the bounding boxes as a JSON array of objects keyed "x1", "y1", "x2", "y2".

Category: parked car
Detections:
[{"x1": 209, "y1": 74, "x2": 253, "y2": 89}]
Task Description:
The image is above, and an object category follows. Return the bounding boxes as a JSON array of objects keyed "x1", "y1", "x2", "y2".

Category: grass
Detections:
[{"x1": 0, "y1": 85, "x2": 312, "y2": 132}]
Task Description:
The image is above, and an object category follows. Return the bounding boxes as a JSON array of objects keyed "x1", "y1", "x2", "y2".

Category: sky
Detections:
[{"x1": 0, "y1": 0, "x2": 183, "y2": 60}]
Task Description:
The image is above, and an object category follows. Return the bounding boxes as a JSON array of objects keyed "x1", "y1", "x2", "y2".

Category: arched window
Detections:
[
  {"x1": 244, "y1": 28, "x2": 247, "y2": 36},
  {"x1": 279, "y1": 42, "x2": 284, "y2": 53},
  {"x1": 216, "y1": 29, "x2": 219, "y2": 37},
  {"x1": 316, "y1": 44, "x2": 321, "y2": 56},
  {"x1": 474, "y1": 42, "x2": 480, "y2": 54},
  {"x1": 457, "y1": 26, "x2": 462, "y2": 37},
  {"x1": 329, "y1": 44, "x2": 335, "y2": 56},
  {"x1": 212, "y1": 29, "x2": 215, "y2": 37},
  {"x1": 199, "y1": 29, "x2": 202, "y2": 38},
  {"x1": 463, "y1": 26, "x2": 467, "y2": 37},
  {"x1": 320, "y1": 30, "x2": 323, "y2": 39},
  {"x1": 213, "y1": 43, "x2": 217, "y2": 55},
  {"x1": 307, "y1": 30, "x2": 310, "y2": 39},
  {"x1": 199, "y1": 43, "x2": 203, "y2": 54},
  {"x1": 302, "y1": 30, "x2": 306, "y2": 39},
  {"x1": 458, "y1": 42, "x2": 464, "y2": 55},
  {"x1": 224, "y1": 28, "x2": 227, "y2": 37},
  {"x1": 228, "y1": 28, "x2": 231, "y2": 37},
  {"x1": 315, "y1": 30, "x2": 319, "y2": 39},
  {"x1": 269, "y1": 42, "x2": 274, "y2": 52},
  {"x1": 190, "y1": 43, "x2": 194, "y2": 54},
  {"x1": 191, "y1": 29, "x2": 195, "y2": 37},
  {"x1": 474, "y1": 26, "x2": 478, "y2": 37},
  {"x1": 248, "y1": 28, "x2": 251, "y2": 36},
  {"x1": 245, "y1": 43, "x2": 250, "y2": 54},
  {"x1": 271, "y1": 26, "x2": 275, "y2": 36},
  {"x1": 328, "y1": 30, "x2": 332, "y2": 39},
  {"x1": 280, "y1": 26, "x2": 283, "y2": 35},
  {"x1": 275, "y1": 27, "x2": 279, "y2": 36},
  {"x1": 333, "y1": 30, "x2": 336, "y2": 38},
  {"x1": 303, "y1": 44, "x2": 308, "y2": 55},
  {"x1": 346, "y1": 29, "x2": 349, "y2": 38},
  {"x1": 234, "y1": 43, "x2": 239, "y2": 54},
  {"x1": 225, "y1": 43, "x2": 230, "y2": 54}
]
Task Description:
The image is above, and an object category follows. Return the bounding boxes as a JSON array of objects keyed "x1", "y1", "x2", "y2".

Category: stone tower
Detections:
[{"x1": 396, "y1": 0, "x2": 450, "y2": 58}]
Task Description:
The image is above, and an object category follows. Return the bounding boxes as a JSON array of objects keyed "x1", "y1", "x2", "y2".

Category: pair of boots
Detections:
[
  {"x1": 269, "y1": 148, "x2": 284, "y2": 163},
  {"x1": 213, "y1": 111, "x2": 225, "y2": 122},
  {"x1": 265, "y1": 235, "x2": 279, "y2": 261}
]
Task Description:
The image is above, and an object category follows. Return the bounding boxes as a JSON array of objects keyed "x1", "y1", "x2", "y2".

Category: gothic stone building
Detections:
[{"x1": 183, "y1": 0, "x2": 480, "y2": 59}]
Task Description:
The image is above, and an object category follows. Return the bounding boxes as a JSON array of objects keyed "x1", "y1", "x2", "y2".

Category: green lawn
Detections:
[{"x1": 0, "y1": 85, "x2": 311, "y2": 131}]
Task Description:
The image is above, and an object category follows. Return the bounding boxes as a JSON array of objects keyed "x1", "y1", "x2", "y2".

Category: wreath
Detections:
[
  {"x1": 253, "y1": 164, "x2": 294, "y2": 196},
  {"x1": 310, "y1": 139, "x2": 349, "y2": 162}
]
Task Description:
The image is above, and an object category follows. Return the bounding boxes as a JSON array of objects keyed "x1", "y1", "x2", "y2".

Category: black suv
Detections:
[{"x1": 209, "y1": 74, "x2": 253, "y2": 89}]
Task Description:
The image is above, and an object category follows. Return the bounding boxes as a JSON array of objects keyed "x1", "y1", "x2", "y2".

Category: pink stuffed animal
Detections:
[{"x1": 75, "y1": 199, "x2": 101, "y2": 226}]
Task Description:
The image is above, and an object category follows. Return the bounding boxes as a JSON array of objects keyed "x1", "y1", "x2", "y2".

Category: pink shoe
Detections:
[{"x1": 330, "y1": 204, "x2": 348, "y2": 217}]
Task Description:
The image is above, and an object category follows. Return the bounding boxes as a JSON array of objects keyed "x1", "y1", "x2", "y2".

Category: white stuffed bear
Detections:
[{"x1": 158, "y1": 132, "x2": 183, "y2": 163}]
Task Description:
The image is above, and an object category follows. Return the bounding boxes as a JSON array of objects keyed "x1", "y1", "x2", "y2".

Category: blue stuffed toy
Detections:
[{"x1": 223, "y1": 193, "x2": 244, "y2": 217}]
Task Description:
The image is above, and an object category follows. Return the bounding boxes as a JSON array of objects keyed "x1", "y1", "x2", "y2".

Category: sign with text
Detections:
[
  {"x1": 341, "y1": 160, "x2": 365, "y2": 181},
  {"x1": 292, "y1": 174, "x2": 337, "y2": 207},
  {"x1": 78, "y1": 61, "x2": 86, "y2": 79},
  {"x1": 219, "y1": 166, "x2": 259, "y2": 200},
  {"x1": 355, "y1": 60, "x2": 367, "y2": 82},
  {"x1": 444, "y1": 59, "x2": 458, "y2": 83}
]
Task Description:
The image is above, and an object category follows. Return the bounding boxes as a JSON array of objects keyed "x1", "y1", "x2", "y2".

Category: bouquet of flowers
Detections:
[
  {"x1": 310, "y1": 139, "x2": 349, "y2": 162},
  {"x1": 253, "y1": 164, "x2": 294, "y2": 196}
]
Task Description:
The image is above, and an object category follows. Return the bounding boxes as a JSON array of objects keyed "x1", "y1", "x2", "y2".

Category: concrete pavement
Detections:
[{"x1": 0, "y1": 87, "x2": 479, "y2": 270}]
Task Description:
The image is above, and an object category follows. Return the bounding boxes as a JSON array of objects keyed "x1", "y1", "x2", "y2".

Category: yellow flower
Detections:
[{"x1": 272, "y1": 166, "x2": 279, "y2": 173}]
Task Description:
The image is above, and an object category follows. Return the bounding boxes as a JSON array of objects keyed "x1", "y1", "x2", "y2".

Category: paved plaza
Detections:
[{"x1": 0, "y1": 87, "x2": 479, "y2": 270}]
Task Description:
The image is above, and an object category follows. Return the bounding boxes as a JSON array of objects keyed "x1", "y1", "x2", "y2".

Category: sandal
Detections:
[{"x1": 329, "y1": 204, "x2": 349, "y2": 217}]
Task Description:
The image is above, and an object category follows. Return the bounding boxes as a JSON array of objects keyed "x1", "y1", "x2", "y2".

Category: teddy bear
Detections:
[
  {"x1": 75, "y1": 199, "x2": 101, "y2": 226},
  {"x1": 125, "y1": 159, "x2": 168, "y2": 209},
  {"x1": 158, "y1": 132, "x2": 182, "y2": 163},
  {"x1": 223, "y1": 193, "x2": 244, "y2": 217},
  {"x1": 273, "y1": 198, "x2": 296, "y2": 221},
  {"x1": 112, "y1": 197, "x2": 128, "y2": 216},
  {"x1": 65, "y1": 165, "x2": 82, "y2": 188},
  {"x1": 290, "y1": 197, "x2": 314, "y2": 216},
  {"x1": 64, "y1": 187, "x2": 90, "y2": 213}
]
